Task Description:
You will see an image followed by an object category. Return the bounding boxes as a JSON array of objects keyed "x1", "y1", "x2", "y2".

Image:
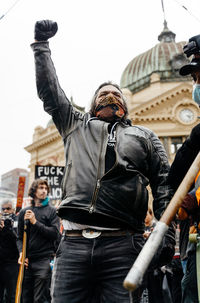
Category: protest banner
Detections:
[{"x1": 35, "y1": 165, "x2": 64, "y2": 200}]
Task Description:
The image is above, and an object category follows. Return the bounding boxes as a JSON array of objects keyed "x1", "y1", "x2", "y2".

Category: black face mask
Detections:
[{"x1": 95, "y1": 95, "x2": 125, "y2": 122}]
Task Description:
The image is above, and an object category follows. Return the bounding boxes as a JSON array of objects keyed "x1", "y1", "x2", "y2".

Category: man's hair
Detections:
[
  {"x1": 1, "y1": 199, "x2": 15, "y2": 210},
  {"x1": 89, "y1": 81, "x2": 129, "y2": 119},
  {"x1": 28, "y1": 179, "x2": 50, "y2": 199}
]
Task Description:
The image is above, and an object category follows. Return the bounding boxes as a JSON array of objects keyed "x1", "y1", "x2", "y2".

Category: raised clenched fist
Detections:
[{"x1": 34, "y1": 20, "x2": 58, "y2": 41}]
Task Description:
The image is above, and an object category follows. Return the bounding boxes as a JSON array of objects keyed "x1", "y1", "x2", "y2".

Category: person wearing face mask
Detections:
[
  {"x1": 180, "y1": 54, "x2": 200, "y2": 106},
  {"x1": 167, "y1": 48, "x2": 200, "y2": 303},
  {"x1": 192, "y1": 73, "x2": 200, "y2": 106},
  {"x1": 31, "y1": 20, "x2": 175, "y2": 303}
]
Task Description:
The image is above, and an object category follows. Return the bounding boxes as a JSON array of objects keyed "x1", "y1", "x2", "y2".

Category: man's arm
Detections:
[
  {"x1": 30, "y1": 208, "x2": 60, "y2": 240},
  {"x1": 168, "y1": 123, "x2": 200, "y2": 191},
  {"x1": 146, "y1": 130, "x2": 176, "y2": 264},
  {"x1": 31, "y1": 20, "x2": 84, "y2": 138},
  {"x1": 146, "y1": 130, "x2": 173, "y2": 219},
  {"x1": 168, "y1": 139, "x2": 199, "y2": 192}
]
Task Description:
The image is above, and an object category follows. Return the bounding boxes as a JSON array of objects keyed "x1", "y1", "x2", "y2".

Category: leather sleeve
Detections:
[
  {"x1": 143, "y1": 128, "x2": 174, "y2": 221},
  {"x1": 31, "y1": 42, "x2": 84, "y2": 138},
  {"x1": 168, "y1": 138, "x2": 199, "y2": 191}
]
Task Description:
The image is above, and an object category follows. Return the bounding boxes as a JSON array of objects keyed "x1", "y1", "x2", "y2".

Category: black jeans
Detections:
[
  {"x1": 0, "y1": 262, "x2": 19, "y2": 303},
  {"x1": 22, "y1": 257, "x2": 51, "y2": 303},
  {"x1": 51, "y1": 233, "x2": 145, "y2": 303},
  {"x1": 181, "y1": 251, "x2": 198, "y2": 303}
]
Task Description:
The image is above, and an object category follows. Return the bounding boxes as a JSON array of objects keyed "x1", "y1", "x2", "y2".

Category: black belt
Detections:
[{"x1": 64, "y1": 229, "x2": 135, "y2": 239}]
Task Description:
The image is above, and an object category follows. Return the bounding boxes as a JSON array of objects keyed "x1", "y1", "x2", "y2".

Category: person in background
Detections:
[
  {"x1": 17, "y1": 179, "x2": 60, "y2": 303},
  {"x1": 0, "y1": 200, "x2": 19, "y2": 303},
  {"x1": 176, "y1": 187, "x2": 200, "y2": 303},
  {"x1": 168, "y1": 50, "x2": 200, "y2": 303}
]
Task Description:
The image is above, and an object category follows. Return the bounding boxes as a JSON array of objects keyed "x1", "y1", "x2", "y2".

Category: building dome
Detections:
[{"x1": 120, "y1": 21, "x2": 190, "y2": 94}]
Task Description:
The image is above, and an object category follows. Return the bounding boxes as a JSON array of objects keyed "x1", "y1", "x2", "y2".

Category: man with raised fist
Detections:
[{"x1": 31, "y1": 20, "x2": 175, "y2": 303}]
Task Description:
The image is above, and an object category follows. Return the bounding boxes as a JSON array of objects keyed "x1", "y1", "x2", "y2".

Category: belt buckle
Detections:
[{"x1": 82, "y1": 229, "x2": 101, "y2": 239}]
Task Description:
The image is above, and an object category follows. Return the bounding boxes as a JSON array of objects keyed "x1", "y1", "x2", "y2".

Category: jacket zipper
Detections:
[
  {"x1": 101, "y1": 123, "x2": 119, "y2": 179},
  {"x1": 61, "y1": 161, "x2": 72, "y2": 199},
  {"x1": 89, "y1": 179, "x2": 101, "y2": 213},
  {"x1": 89, "y1": 123, "x2": 107, "y2": 213},
  {"x1": 88, "y1": 123, "x2": 119, "y2": 213}
]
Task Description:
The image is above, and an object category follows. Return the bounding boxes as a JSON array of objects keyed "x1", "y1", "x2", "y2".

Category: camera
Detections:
[
  {"x1": 179, "y1": 34, "x2": 200, "y2": 76},
  {"x1": 0, "y1": 213, "x2": 14, "y2": 227},
  {"x1": 183, "y1": 34, "x2": 200, "y2": 57}
]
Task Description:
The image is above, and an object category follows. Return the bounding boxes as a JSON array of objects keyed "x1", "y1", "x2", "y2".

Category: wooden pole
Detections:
[{"x1": 15, "y1": 222, "x2": 28, "y2": 303}]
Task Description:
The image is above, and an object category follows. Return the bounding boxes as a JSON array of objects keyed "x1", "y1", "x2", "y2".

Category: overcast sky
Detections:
[{"x1": 0, "y1": 0, "x2": 200, "y2": 180}]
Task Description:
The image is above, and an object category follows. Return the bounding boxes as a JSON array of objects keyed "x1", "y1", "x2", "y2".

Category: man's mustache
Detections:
[{"x1": 95, "y1": 95, "x2": 123, "y2": 111}]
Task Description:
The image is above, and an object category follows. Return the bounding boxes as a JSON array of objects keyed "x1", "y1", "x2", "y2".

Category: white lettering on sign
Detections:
[
  {"x1": 39, "y1": 176, "x2": 59, "y2": 186},
  {"x1": 35, "y1": 166, "x2": 64, "y2": 200},
  {"x1": 36, "y1": 166, "x2": 64, "y2": 176},
  {"x1": 51, "y1": 188, "x2": 62, "y2": 199},
  {"x1": 56, "y1": 167, "x2": 63, "y2": 176}
]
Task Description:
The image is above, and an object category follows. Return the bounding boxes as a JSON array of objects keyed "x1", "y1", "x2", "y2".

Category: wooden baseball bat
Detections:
[{"x1": 123, "y1": 151, "x2": 200, "y2": 291}]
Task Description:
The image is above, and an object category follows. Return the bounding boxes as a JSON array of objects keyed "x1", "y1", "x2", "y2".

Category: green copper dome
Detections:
[{"x1": 120, "y1": 21, "x2": 190, "y2": 93}]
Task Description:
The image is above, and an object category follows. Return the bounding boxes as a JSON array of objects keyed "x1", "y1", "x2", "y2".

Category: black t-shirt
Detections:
[{"x1": 105, "y1": 123, "x2": 117, "y2": 172}]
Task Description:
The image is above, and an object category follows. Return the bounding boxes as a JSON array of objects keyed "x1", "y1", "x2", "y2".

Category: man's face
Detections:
[
  {"x1": 95, "y1": 85, "x2": 124, "y2": 107},
  {"x1": 94, "y1": 85, "x2": 125, "y2": 122},
  {"x1": 35, "y1": 183, "x2": 48, "y2": 200},
  {"x1": 1, "y1": 202, "x2": 14, "y2": 214}
]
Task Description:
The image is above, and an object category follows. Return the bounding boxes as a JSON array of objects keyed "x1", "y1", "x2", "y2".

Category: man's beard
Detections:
[{"x1": 94, "y1": 95, "x2": 125, "y2": 122}]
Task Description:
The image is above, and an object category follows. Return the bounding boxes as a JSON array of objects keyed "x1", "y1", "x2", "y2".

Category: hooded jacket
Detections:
[{"x1": 31, "y1": 41, "x2": 173, "y2": 233}]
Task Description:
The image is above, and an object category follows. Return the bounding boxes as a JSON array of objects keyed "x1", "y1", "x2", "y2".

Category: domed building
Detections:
[
  {"x1": 25, "y1": 21, "x2": 198, "y2": 185},
  {"x1": 120, "y1": 21, "x2": 198, "y2": 160}
]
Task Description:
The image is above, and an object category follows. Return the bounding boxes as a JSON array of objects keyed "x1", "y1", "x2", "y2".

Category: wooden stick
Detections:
[
  {"x1": 123, "y1": 151, "x2": 200, "y2": 291},
  {"x1": 15, "y1": 223, "x2": 28, "y2": 303}
]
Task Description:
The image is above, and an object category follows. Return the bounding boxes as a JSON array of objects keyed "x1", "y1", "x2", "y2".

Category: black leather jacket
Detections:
[{"x1": 31, "y1": 42, "x2": 173, "y2": 232}]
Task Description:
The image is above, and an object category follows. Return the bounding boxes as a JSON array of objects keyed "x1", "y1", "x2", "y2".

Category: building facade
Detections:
[{"x1": 1, "y1": 168, "x2": 29, "y2": 197}]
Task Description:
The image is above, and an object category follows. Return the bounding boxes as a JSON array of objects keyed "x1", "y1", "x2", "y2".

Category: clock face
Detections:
[{"x1": 179, "y1": 109, "x2": 194, "y2": 123}]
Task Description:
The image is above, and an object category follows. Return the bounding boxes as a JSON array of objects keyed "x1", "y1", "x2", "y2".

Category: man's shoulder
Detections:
[
  {"x1": 124, "y1": 124, "x2": 155, "y2": 139},
  {"x1": 133, "y1": 125, "x2": 156, "y2": 136}
]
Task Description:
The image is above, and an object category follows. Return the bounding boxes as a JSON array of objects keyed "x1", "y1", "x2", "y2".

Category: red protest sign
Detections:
[{"x1": 16, "y1": 176, "x2": 26, "y2": 213}]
